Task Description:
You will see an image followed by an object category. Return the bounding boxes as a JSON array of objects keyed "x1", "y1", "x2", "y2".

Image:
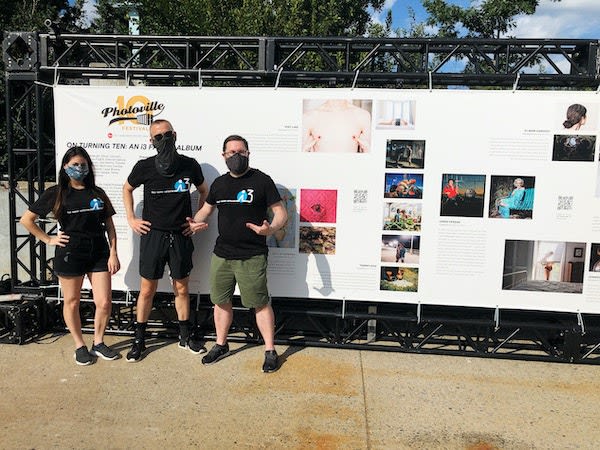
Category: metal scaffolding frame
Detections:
[{"x1": 4, "y1": 32, "x2": 600, "y2": 363}]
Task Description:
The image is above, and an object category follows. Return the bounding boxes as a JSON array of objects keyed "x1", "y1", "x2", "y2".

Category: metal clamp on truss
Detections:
[
  {"x1": 512, "y1": 72, "x2": 521, "y2": 92},
  {"x1": 577, "y1": 311, "x2": 585, "y2": 335},
  {"x1": 351, "y1": 69, "x2": 360, "y2": 90},
  {"x1": 35, "y1": 63, "x2": 60, "y2": 88},
  {"x1": 494, "y1": 305, "x2": 500, "y2": 332},
  {"x1": 274, "y1": 66, "x2": 284, "y2": 89}
]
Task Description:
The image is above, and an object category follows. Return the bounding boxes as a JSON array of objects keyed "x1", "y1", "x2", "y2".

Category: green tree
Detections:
[
  {"x1": 1, "y1": 0, "x2": 85, "y2": 176},
  {"x1": 422, "y1": 0, "x2": 561, "y2": 38},
  {"x1": 89, "y1": 0, "x2": 130, "y2": 34},
  {"x1": 1, "y1": 0, "x2": 85, "y2": 34},
  {"x1": 133, "y1": 0, "x2": 385, "y2": 37}
]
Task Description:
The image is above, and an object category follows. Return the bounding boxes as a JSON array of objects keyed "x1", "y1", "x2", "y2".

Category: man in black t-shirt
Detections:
[
  {"x1": 123, "y1": 119, "x2": 209, "y2": 362},
  {"x1": 190, "y1": 134, "x2": 287, "y2": 373}
]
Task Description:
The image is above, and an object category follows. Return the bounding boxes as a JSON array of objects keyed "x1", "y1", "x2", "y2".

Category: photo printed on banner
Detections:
[
  {"x1": 440, "y1": 174, "x2": 486, "y2": 218},
  {"x1": 385, "y1": 139, "x2": 426, "y2": 169},
  {"x1": 502, "y1": 240, "x2": 586, "y2": 294},
  {"x1": 488, "y1": 175, "x2": 536, "y2": 219},
  {"x1": 302, "y1": 99, "x2": 372, "y2": 153}
]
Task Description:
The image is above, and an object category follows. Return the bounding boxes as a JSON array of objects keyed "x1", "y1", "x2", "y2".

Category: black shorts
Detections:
[
  {"x1": 139, "y1": 229, "x2": 194, "y2": 280},
  {"x1": 53, "y1": 235, "x2": 109, "y2": 277}
]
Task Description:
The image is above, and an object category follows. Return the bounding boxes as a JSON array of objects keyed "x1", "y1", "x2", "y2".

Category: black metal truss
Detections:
[
  {"x1": 4, "y1": 32, "x2": 600, "y2": 363},
  {"x1": 17, "y1": 287, "x2": 600, "y2": 364},
  {"x1": 3, "y1": 33, "x2": 598, "y2": 87}
]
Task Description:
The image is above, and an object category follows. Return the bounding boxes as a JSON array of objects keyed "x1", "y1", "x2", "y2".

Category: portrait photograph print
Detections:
[
  {"x1": 384, "y1": 173, "x2": 424, "y2": 199},
  {"x1": 381, "y1": 234, "x2": 421, "y2": 264},
  {"x1": 382, "y1": 202, "x2": 422, "y2": 232},
  {"x1": 385, "y1": 139, "x2": 425, "y2": 169},
  {"x1": 488, "y1": 175, "x2": 535, "y2": 219},
  {"x1": 302, "y1": 99, "x2": 372, "y2": 153},
  {"x1": 440, "y1": 174, "x2": 486, "y2": 218}
]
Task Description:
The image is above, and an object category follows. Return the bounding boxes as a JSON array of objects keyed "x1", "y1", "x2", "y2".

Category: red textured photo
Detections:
[{"x1": 300, "y1": 189, "x2": 338, "y2": 223}]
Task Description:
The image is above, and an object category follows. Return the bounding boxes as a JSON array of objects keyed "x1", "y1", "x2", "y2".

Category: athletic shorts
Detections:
[
  {"x1": 139, "y1": 229, "x2": 194, "y2": 280},
  {"x1": 53, "y1": 235, "x2": 109, "y2": 277},
  {"x1": 209, "y1": 254, "x2": 269, "y2": 308}
]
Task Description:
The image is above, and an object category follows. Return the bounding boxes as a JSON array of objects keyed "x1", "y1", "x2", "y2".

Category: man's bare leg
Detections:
[
  {"x1": 255, "y1": 304, "x2": 275, "y2": 351},
  {"x1": 214, "y1": 302, "x2": 233, "y2": 345},
  {"x1": 137, "y1": 277, "x2": 158, "y2": 322},
  {"x1": 172, "y1": 277, "x2": 190, "y2": 321},
  {"x1": 126, "y1": 277, "x2": 157, "y2": 362}
]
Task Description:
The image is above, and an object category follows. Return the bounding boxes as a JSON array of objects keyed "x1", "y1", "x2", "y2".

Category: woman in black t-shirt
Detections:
[{"x1": 20, "y1": 147, "x2": 120, "y2": 366}]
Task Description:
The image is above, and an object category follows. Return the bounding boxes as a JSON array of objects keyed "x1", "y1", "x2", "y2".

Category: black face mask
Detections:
[
  {"x1": 226, "y1": 153, "x2": 249, "y2": 175},
  {"x1": 154, "y1": 135, "x2": 179, "y2": 177}
]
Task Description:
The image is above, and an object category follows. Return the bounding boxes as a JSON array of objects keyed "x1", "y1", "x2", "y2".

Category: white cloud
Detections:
[
  {"x1": 370, "y1": 0, "x2": 399, "y2": 27},
  {"x1": 511, "y1": 0, "x2": 600, "y2": 38},
  {"x1": 81, "y1": 0, "x2": 98, "y2": 27}
]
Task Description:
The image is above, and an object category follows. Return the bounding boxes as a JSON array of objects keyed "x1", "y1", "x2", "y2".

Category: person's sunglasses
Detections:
[{"x1": 152, "y1": 130, "x2": 174, "y2": 142}]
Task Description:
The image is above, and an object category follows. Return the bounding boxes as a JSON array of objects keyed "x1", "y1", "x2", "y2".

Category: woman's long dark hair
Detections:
[
  {"x1": 52, "y1": 146, "x2": 113, "y2": 221},
  {"x1": 563, "y1": 103, "x2": 587, "y2": 129}
]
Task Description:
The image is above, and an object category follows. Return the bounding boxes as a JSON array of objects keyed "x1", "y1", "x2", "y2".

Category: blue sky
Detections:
[{"x1": 376, "y1": 0, "x2": 600, "y2": 39}]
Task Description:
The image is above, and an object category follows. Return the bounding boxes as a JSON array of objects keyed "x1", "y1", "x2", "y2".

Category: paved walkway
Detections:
[{"x1": 0, "y1": 334, "x2": 599, "y2": 449}]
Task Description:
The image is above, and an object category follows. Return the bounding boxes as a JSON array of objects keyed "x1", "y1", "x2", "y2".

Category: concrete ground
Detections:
[{"x1": 0, "y1": 334, "x2": 599, "y2": 450}]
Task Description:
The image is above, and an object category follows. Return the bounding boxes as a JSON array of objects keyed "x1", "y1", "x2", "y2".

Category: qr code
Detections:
[
  {"x1": 557, "y1": 196, "x2": 573, "y2": 210},
  {"x1": 353, "y1": 190, "x2": 368, "y2": 204}
]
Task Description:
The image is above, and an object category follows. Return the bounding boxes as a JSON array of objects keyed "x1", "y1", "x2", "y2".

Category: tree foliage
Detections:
[
  {"x1": 0, "y1": 1, "x2": 85, "y2": 175},
  {"x1": 89, "y1": 0, "x2": 130, "y2": 34},
  {"x1": 1, "y1": 0, "x2": 85, "y2": 33},
  {"x1": 422, "y1": 0, "x2": 561, "y2": 38},
  {"x1": 130, "y1": 0, "x2": 385, "y2": 37}
]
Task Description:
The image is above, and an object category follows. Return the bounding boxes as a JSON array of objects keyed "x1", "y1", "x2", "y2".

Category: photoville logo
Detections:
[{"x1": 101, "y1": 95, "x2": 165, "y2": 128}]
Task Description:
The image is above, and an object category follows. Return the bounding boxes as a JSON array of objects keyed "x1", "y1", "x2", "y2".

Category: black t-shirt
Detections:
[
  {"x1": 127, "y1": 154, "x2": 204, "y2": 231},
  {"x1": 206, "y1": 168, "x2": 281, "y2": 259},
  {"x1": 29, "y1": 185, "x2": 115, "y2": 238}
]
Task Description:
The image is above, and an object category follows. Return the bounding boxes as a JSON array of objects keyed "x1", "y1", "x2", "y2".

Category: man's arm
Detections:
[
  {"x1": 123, "y1": 181, "x2": 151, "y2": 235},
  {"x1": 246, "y1": 201, "x2": 288, "y2": 236},
  {"x1": 182, "y1": 180, "x2": 210, "y2": 236},
  {"x1": 196, "y1": 180, "x2": 208, "y2": 210},
  {"x1": 186, "y1": 201, "x2": 215, "y2": 234}
]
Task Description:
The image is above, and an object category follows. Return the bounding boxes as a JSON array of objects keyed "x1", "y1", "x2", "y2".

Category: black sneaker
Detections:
[
  {"x1": 126, "y1": 340, "x2": 146, "y2": 363},
  {"x1": 90, "y1": 342, "x2": 119, "y2": 361},
  {"x1": 74, "y1": 346, "x2": 93, "y2": 366},
  {"x1": 262, "y1": 350, "x2": 279, "y2": 373},
  {"x1": 179, "y1": 338, "x2": 207, "y2": 355},
  {"x1": 201, "y1": 343, "x2": 230, "y2": 365}
]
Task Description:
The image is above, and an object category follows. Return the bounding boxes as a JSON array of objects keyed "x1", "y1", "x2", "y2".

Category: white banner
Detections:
[{"x1": 53, "y1": 86, "x2": 600, "y2": 313}]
